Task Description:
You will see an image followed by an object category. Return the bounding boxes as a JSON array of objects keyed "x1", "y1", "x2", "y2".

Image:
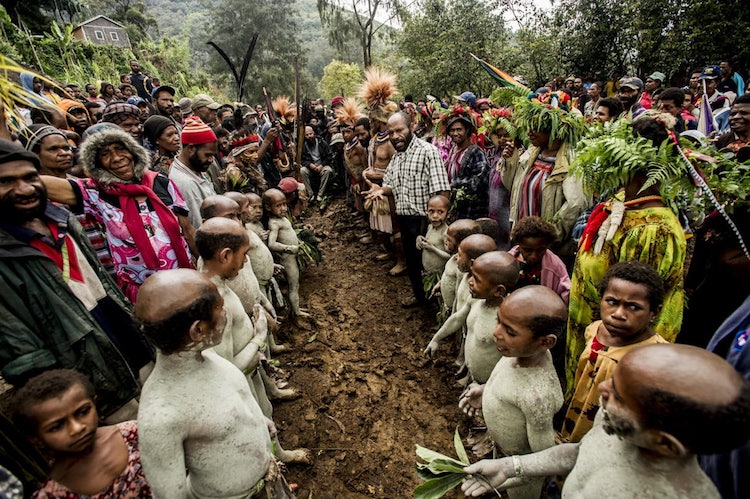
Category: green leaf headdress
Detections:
[
  {"x1": 478, "y1": 107, "x2": 516, "y2": 141},
  {"x1": 570, "y1": 114, "x2": 689, "y2": 200},
  {"x1": 512, "y1": 97, "x2": 585, "y2": 149}
]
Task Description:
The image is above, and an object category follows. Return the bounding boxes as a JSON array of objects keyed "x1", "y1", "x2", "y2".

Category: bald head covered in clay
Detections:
[
  {"x1": 136, "y1": 269, "x2": 221, "y2": 354},
  {"x1": 503, "y1": 285, "x2": 568, "y2": 339},
  {"x1": 461, "y1": 234, "x2": 497, "y2": 260},
  {"x1": 472, "y1": 251, "x2": 519, "y2": 289},
  {"x1": 195, "y1": 217, "x2": 250, "y2": 261},
  {"x1": 616, "y1": 344, "x2": 750, "y2": 455},
  {"x1": 200, "y1": 194, "x2": 241, "y2": 222}
]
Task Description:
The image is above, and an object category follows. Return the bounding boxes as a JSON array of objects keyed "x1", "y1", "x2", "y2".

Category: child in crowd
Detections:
[
  {"x1": 433, "y1": 219, "x2": 482, "y2": 317},
  {"x1": 244, "y1": 192, "x2": 286, "y2": 309},
  {"x1": 459, "y1": 286, "x2": 567, "y2": 499},
  {"x1": 13, "y1": 369, "x2": 151, "y2": 498},
  {"x1": 416, "y1": 195, "x2": 451, "y2": 292},
  {"x1": 560, "y1": 261, "x2": 668, "y2": 443},
  {"x1": 264, "y1": 188, "x2": 309, "y2": 318},
  {"x1": 195, "y1": 218, "x2": 308, "y2": 464},
  {"x1": 425, "y1": 251, "x2": 519, "y2": 384},
  {"x1": 508, "y1": 216, "x2": 570, "y2": 304}
]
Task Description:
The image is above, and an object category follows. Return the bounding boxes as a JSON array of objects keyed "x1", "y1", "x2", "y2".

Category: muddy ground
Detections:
[{"x1": 273, "y1": 197, "x2": 470, "y2": 498}]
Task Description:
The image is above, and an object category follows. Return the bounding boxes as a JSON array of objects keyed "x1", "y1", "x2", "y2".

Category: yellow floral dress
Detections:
[{"x1": 565, "y1": 205, "x2": 686, "y2": 398}]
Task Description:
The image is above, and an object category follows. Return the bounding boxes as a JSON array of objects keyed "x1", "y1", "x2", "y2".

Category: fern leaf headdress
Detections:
[{"x1": 513, "y1": 98, "x2": 585, "y2": 149}]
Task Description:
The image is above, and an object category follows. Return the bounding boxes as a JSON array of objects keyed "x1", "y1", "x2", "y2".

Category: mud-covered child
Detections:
[
  {"x1": 13, "y1": 369, "x2": 151, "y2": 498},
  {"x1": 425, "y1": 251, "x2": 519, "y2": 384},
  {"x1": 560, "y1": 261, "x2": 668, "y2": 443},
  {"x1": 416, "y1": 195, "x2": 451, "y2": 294},
  {"x1": 433, "y1": 219, "x2": 482, "y2": 317},
  {"x1": 263, "y1": 188, "x2": 309, "y2": 318},
  {"x1": 459, "y1": 285, "x2": 567, "y2": 499}
]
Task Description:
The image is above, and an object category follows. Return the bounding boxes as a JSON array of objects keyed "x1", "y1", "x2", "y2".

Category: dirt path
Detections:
[{"x1": 273, "y1": 198, "x2": 467, "y2": 498}]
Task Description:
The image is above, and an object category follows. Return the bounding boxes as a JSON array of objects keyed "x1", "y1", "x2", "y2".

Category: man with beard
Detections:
[
  {"x1": 617, "y1": 77, "x2": 646, "y2": 118},
  {"x1": 151, "y1": 85, "x2": 180, "y2": 128},
  {"x1": 127, "y1": 59, "x2": 153, "y2": 101},
  {"x1": 300, "y1": 125, "x2": 334, "y2": 209},
  {"x1": 460, "y1": 344, "x2": 750, "y2": 498},
  {"x1": 364, "y1": 112, "x2": 450, "y2": 307},
  {"x1": 0, "y1": 139, "x2": 144, "y2": 422},
  {"x1": 169, "y1": 117, "x2": 219, "y2": 228}
]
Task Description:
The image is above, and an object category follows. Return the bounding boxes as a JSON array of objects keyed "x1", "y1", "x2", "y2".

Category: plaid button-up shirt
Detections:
[{"x1": 383, "y1": 136, "x2": 450, "y2": 217}]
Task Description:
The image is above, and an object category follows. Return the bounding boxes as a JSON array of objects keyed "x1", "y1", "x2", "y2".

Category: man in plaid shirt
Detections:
[{"x1": 364, "y1": 112, "x2": 450, "y2": 307}]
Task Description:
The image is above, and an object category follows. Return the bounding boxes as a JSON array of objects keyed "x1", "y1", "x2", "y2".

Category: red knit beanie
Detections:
[{"x1": 180, "y1": 117, "x2": 217, "y2": 145}]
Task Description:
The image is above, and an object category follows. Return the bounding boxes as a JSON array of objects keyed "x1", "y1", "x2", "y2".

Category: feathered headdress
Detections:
[
  {"x1": 272, "y1": 96, "x2": 296, "y2": 126},
  {"x1": 357, "y1": 67, "x2": 399, "y2": 124},
  {"x1": 334, "y1": 97, "x2": 364, "y2": 128}
]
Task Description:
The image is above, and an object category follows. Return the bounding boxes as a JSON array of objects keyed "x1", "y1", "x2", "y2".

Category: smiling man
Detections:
[
  {"x1": 0, "y1": 139, "x2": 142, "y2": 423},
  {"x1": 716, "y1": 93, "x2": 750, "y2": 154},
  {"x1": 364, "y1": 112, "x2": 450, "y2": 307}
]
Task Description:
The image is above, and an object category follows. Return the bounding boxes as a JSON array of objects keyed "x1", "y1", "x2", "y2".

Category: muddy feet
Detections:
[{"x1": 277, "y1": 447, "x2": 313, "y2": 465}]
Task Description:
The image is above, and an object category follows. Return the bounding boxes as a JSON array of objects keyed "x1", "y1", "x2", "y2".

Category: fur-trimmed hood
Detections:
[{"x1": 79, "y1": 127, "x2": 150, "y2": 185}]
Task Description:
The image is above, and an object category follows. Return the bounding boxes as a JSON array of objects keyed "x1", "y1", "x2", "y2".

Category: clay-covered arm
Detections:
[
  {"x1": 425, "y1": 302, "x2": 470, "y2": 356},
  {"x1": 41, "y1": 175, "x2": 77, "y2": 206},
  {"x1": 232, "y1": 305, "x2": 268, "y2": 374},
  {"x1": 140, "y1": 422, "x2": 190, "y2": 498},
  {"x1": 424, "y1": 244, "x2": 451, "y2": 261},
  {"x1": 267, "y1": 221, "x2": 293, "y2": 253},
  {"x1": 461, "y1": 443, "x2": 580, "y2": 497}
]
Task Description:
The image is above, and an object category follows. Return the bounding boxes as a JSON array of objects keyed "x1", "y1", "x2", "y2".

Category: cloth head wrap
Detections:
[
  {"x1": 0, "y1": 138, "x2": 41, "y2": 169},
  {"x1": 22, "y1": 126, "x2": 66, "y2": 154}
]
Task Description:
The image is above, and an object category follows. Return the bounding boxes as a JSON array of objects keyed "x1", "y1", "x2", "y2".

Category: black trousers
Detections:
[{"x1": 398, "y1": 215, "x2": 427, "y2": 302}]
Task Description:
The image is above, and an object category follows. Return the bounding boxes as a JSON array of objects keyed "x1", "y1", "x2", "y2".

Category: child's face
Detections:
[
  {"x1": 267, "y1": 197, "x2": 288, "y2": 218},
  {"x1": 29, "y1": 384, "x2": 98, "y2": 454},
  {"x1": 247, "y1": 198, "x2": 263, "y2": 223},
  {"x1": 517, "y1": 236, "x2": 549, "y2": 268},
  {"x1": 444, "y1": 229, "x2": 458, "y2": 254},
  {"x1": 491, "y1": 130, "x2": 511, "y2": 148},
  {"x1": 456, "y1": 243, "x2": 472, "y2": 273},
  {"x1": 427, "y1": 199, "x2": 448, "y2": 228},
  {"x1": 600, "y1": 278, "x2": 656, "y2": 340},
  {"x1": 236, "y1": 200, "x2": 252, "y2": 224},
  {"x1": 468, "y1": 263, "x2": 497, "y2": 300},
  {"x1": 493, "y1": 299, "x2": 546, "y2": 358},
  {"x1": 224, "y1": 242, "x2": 250, "y2": 279}
]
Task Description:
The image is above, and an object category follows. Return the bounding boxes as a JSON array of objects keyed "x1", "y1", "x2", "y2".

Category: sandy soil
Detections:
[{"x1": 273, "y1": 197, "x2": 470, "y2": 498}]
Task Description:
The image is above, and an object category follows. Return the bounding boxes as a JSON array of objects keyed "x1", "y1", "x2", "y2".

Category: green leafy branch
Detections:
[{"x1": 414, "y1": 428, "x2": 500, "y2": 499}]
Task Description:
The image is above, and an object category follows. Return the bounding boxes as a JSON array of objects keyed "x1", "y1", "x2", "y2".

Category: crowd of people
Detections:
[{"x1": 0, "y1": 56, "x2": 749, "y2": 498}]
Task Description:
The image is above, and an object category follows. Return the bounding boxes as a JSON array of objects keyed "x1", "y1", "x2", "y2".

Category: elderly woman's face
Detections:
[{"x1": 98, "y1": 143, "x2": 135, "y2": 181}]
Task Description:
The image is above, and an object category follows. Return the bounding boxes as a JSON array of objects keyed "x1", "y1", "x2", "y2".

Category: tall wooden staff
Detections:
[{"x1": 295, "y1": 59, "x2": 304, "y2": 175}]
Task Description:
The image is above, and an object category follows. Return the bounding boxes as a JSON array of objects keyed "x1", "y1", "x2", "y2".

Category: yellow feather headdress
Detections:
[
  {"x1": 271, "y1": 95, "x2": 296, "y2": 125},
  {"x1": 334, "y1": 97, "x2": 364, "y2": 128},
  {"x1": 357, "y1": 67, "x2": 399, "y2": 123}
]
